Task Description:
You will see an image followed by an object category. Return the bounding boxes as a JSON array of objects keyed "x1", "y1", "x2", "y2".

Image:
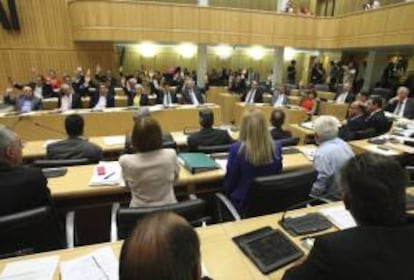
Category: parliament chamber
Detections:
[{"x1": 1, "y1": 0, "x2": 414, "y2": 279}]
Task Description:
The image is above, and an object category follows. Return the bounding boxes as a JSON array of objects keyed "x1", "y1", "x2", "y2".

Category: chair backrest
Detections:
[
  {"x1": 116, "y1": 199, "x2": 208, "y2": 240},
  {"x1": 371, "y1": 87, "x2": 393, "y2": 101},
  {"x1": 196, "y1": 144, "x2": 232, "y2": 154},
  {"x1": 0, "y1": 206, "x2": 65, "y2": 258},
  {"x1": 314, "y1": 84, "x2": 329, "y2": 92},
  {"x1": 276, "y1": 137, "x2": 300, "y2": 147},
  {"x1": 33, "y1": 158, "x2": 90, "y2": 168},
  {"x1": 244, "y1": 169, "x2": 317, "y2": 218},
  {"x1": 162, "y1": 140, "x2": 177, "y2": 150}
]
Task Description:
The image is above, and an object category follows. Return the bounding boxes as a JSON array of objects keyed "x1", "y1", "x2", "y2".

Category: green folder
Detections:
[{"x1": 178, "y1": 153, "x2": 219, "y2": 174}]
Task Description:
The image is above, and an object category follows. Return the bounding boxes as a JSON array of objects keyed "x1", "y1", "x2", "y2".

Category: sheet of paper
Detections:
[
  {"x1": 0, "y1": 255, "x2": 59, "y2": 280},
  {"x1": 60, "y1": 246, "x2": 118, "y2": 280},
  {"x1": 89, "y1": 161, "x2": 124, "y2": 186},
  {"x1": 172, "y1": 134, "x2": 188, "y2": 146},
  {"x1": 201, "y1": 262, "x2": 209, "y2": 278},
  {"x1": 299, "y1": 147, "x2": 316, "y2": 161},
  {"x1": 300, "y1": 121, "x2": 314, "y2": 130},
  {"x1": 103, "y1": 136, "x2": 126, "y2": 146},
  {"x1": 148, "y1": 105, "x2": 164, "y2": 112},
  {"x1": 319, "y1": 205, "x2": 356, "y2": 230},
  {"x1": 215, "y1": 159, "x2": 227, "y2": 171}
]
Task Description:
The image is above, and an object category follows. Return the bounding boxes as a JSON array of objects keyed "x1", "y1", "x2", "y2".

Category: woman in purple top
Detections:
[{"x1": 224, "y1": 109, "x2": 283, "y2": 215}]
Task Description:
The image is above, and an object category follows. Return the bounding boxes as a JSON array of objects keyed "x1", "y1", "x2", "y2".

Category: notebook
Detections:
[
  {"x1": 232, "y1": 227, "x2": 303, "y2": 274},
  {"x1": 178, "y1": 153, "x2": 219, "y2": 174}
]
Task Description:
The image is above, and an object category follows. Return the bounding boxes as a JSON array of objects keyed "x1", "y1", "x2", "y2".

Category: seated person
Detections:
[
  {"x1": 187, "y1": 108, "x2": 234, "y2": 152},
  {"x1": 11, "y1": 75, "x2": 55, "y2": 99},
  {"x1": 355, "y1": 91, "x2": 369, "y2": 106},
  {"x1": 120, "y1": 212, "x2": 201, "y2": 280},
  {"x1": 0, "y1": 126, "x2": 53, "y2": 216},
  {"x1": 269, "y1": 109, "x2": 293, "y2": 140},
  {"x1": 90, "y1": 83, "x2": 115, "y2": 110},
  {"x1": 157, "y1": 81, "x2": 177, "y2": 106},
  {"x1": 224, "y1": 110, "x2": 283, "y2": 214},
  {"x1": 311, "y1": 116, "x2": 354, "y2": 200},
  {"x1": 4, "y1": 86, "x2": 41, "y2": 112},
  {"x1": 335, "y1": 82, "x2": 354, "y2": 104},
  {"x1": 124, "y1": 108, "x2": 176, "y2": 154},
  {"x1": 181, "y1": 79, "x2": 204, "y2": 105},
  {"x1": 339, "y1": 101, "x2": 367, "y2": 141},
  {"x1": 241, "y1": 80, "x2": 263, "y2": 104},
  {"x1": 299, "y1": 89, "x2": 319, "y2": 115},
  {"x1": 283, "y1": 153, "x2": 414, "y2": 280},
  {"x1": 46, "y1": 114, "x2": 103, "y2": 163},
  {"x1": 57, "y1": 83, "x2": 82, "y2": 111},
  {"x1": 386, "y1": 86, "x2": 414, "y2": 119},
  {"x1": 228, "y1": 75, "x2": 246, "y2": 95},
  {"x1": 119, "y1": 117, "x2": 179, "y2": 207},
  {"x1": 365, "y1": 96, "x2": 391, "y2": 136},
  {"x1": 124, "y1": 78, "x2": 149, "y2": 106},
  {"x1": 272, "y1": 86, "x2": 289, "y2": 107}
]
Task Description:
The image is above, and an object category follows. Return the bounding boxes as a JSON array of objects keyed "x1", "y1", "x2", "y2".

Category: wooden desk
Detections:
[
  {"x1": 234, "y1": 103, "x2": 308, "y2": 127},
  {"x1": 216, "y1": 93, "x2": 240, "y2": 124},
  {"x1": 41, "y1": 96, "x2": 128, "y2": 110},
  {"x1": 206, "y1": 87, "x2": 228, "y2": 104},
  {"x1": 319, "y1": 102, "x2": 348, "y2": 121},
  {"x1": 349, "y1": 139, "x2": 406, "y2": 156},
  {"x1": 289, "y1": 124, "x2": 315, "y2": 145},
  {"x1": 287, "y1": 96, "x2": 301, "y2": 106},
  {"x1": 290, "y1": 90, "x2": 335, "y2": 101},
  {"x1": 48, "y1": 150, "x2": 313, "y2": 201},
  {"x1": 0, "y1": 201, "x2": 339, "y2": 280},
  {"x1": 1, "y1": 105, "x2": 222, "y2": 141}
]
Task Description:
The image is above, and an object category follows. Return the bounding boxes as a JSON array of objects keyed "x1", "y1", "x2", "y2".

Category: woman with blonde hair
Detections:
[{"x1": 224, "y1": 109, "x2": 283, "y2": 214}]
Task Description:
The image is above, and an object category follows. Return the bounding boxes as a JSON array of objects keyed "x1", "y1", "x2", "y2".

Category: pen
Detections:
[{"x1": 103, "y1": 171, "x2": 115, "y2": 180}]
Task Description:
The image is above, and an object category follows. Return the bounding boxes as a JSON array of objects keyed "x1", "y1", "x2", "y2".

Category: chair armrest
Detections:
[
  {"x1": 65, "y1": 211, "x2": 75, "y2": 248},
  {"x1": 215, "y1": 193, "x2": 241, "y2": 222},
  {"x1": 110, "y1": 202, "x2": 120, "y2": 242}
]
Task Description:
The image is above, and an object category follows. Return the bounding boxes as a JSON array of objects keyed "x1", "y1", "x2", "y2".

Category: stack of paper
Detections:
[
  {"x1": 0, "y1": 255, "x2": 59, "y2": 280},
  {"x1": 103, "y1": 136, "x2": 126, "y2": 146},
  {"x1": 89, "y1": 161, "x2": 124, "y2": 186},
  {"x1": 60, "y1": 247, "x2": 118, "y2": 280},
  {"x1": 299, "y1": 147, "x2": 316, "y2": 161},
  {"x1": 300, "y1": 121, "x2": 314, "y2": 130},
  {"x1": 319, "y1": 205, "x2": 356, "y2": 230}
]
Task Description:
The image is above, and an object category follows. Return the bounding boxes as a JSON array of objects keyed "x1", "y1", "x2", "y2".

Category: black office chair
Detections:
[
  {"x1": 33, "y1": 158, "x2": 90, "y2": 168},
  {"x1": 276, "y1": 137, "x2": 300, "y2": 147},
  {"x1": 111, "y1": 198, "x2": 210, "y2": 241},
  {"x1": 371, "y1": 87, "x2": 393, "y2": 101},
  {"x1": 0, "y1": 206, "x2": 74, "y2": 259},
  {"x1": 162, "y1": 140, "x2": 177, "y2": 150},
  {"x1": 216, "y1": 168, "x2": 317, "y2": 221},
  {"x1": 406, "y1": 166, "x2": 414, "y2": 185},
  {"x1": 196, "y1": 144, "x2": 232, "y2": 154},
  {"x1": 314, "y1": 84, "x2": 330, "y2": 92}
]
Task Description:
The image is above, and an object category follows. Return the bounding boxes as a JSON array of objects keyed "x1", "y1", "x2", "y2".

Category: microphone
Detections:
[
  {"x1": 32, "y1": 121, "x2": 66, "y2": 136},
  {"x1": 279, "y1": 192, "x2": 336, "y2": 236}
]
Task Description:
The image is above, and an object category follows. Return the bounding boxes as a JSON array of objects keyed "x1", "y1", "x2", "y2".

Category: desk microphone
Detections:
[
  {"x1": 32, "y1": 121, "x2": 65, "y2": 136},
  {"x1": 279, "y1": 192, "x2": 335, "y2": 236}
]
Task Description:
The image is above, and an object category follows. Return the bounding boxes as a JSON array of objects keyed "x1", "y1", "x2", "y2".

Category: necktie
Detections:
[
  {"x1": 190, "y1": 90, "x2": 199, "y2": 105},
  {"x1": 394, "y1": 102, "x2": 402, "y2": 116}
]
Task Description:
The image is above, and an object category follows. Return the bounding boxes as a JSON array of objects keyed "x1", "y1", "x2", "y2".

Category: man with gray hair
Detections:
[
  {"x1": 0, "y1": 126, "x2": 53, "y2": 215},
  {"x1": 311, "y1": 115, "x2": 354, "y2": 200},
  {"x1": 386, "y1": 86, "x2": 414, "y2": 119}
]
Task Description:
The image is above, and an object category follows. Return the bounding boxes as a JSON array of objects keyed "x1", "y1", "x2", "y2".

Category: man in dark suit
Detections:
[
  {"x1": 47, "y1": 114, "x2": 102, "y2": 163},
  {"x1": 157, "y1": 81, "x2": 177, "y2": 106},
  {"x1": 386, "y1": 86, "x2": 414, "y2": 119},
  {"x1": 241, "y1": 80, "x2": 263, "y2": 104},
  {"x1": 0, "y1": 126, "x2": 53, "y2": 216},
  {"x1": 181, "y1": 79, "x2": 204, "y2": 105},
  {"x1": 339, "y1": 101, "x2": 367, "y2": 141},
  {"x1": 334, "y1": 82, "x2": 354, "y2": 104},
  {"x1": 187, "y1": 108, "x2": 233, "y2": 152},
  {"x1": 365, "y1": 96, "x2": 391, "y2": 136},
  {"x1": 90, "y1": 83, "x2": 115, "y2": 109},
  {"x1": 269, "y1": 109, "x2": 292, "y2": 140},
  {"x1": 283, "y1": 153, "x2": 414, "y2": 280},
  {"x1": 57, "y1": 83, "x2": 82, "y2": 111}
]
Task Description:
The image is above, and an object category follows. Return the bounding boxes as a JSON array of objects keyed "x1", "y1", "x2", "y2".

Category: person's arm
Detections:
[
  {"x1": 310, "y1": 152, "x2": 331, "y2": 196},
  {"x1": 282, "y1": 238, "x2": 333, "y2": 280},
  {"x1": 173, "y1": 152, "x2": 180, "y2": 182},
  {"x1": 224, "y1": 144, "x2": 240, "y2": 194}
]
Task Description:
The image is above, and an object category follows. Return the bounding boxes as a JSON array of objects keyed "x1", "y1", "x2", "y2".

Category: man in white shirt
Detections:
[
  {"x1": 242, "y1": 80, "x2": 263, "y2": 104},
  {"x1": 272, "y1": 86, "x2": 288, "y2": 107},
  {"x1": 181, "y1": 79, "x2": 204, "y2": 105},
  {"x1": 57, "y1": 83, "x2": 81, "y2": 112},
  {"x1": 364, "y1": 0, "x2": 380, "y2": 10},
  {"x1": 386, "y1": 86, "x2": 414, "y2": 119},
  {"x1": 335, "y1": 82, "x2": 354, "y2": 104}
]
